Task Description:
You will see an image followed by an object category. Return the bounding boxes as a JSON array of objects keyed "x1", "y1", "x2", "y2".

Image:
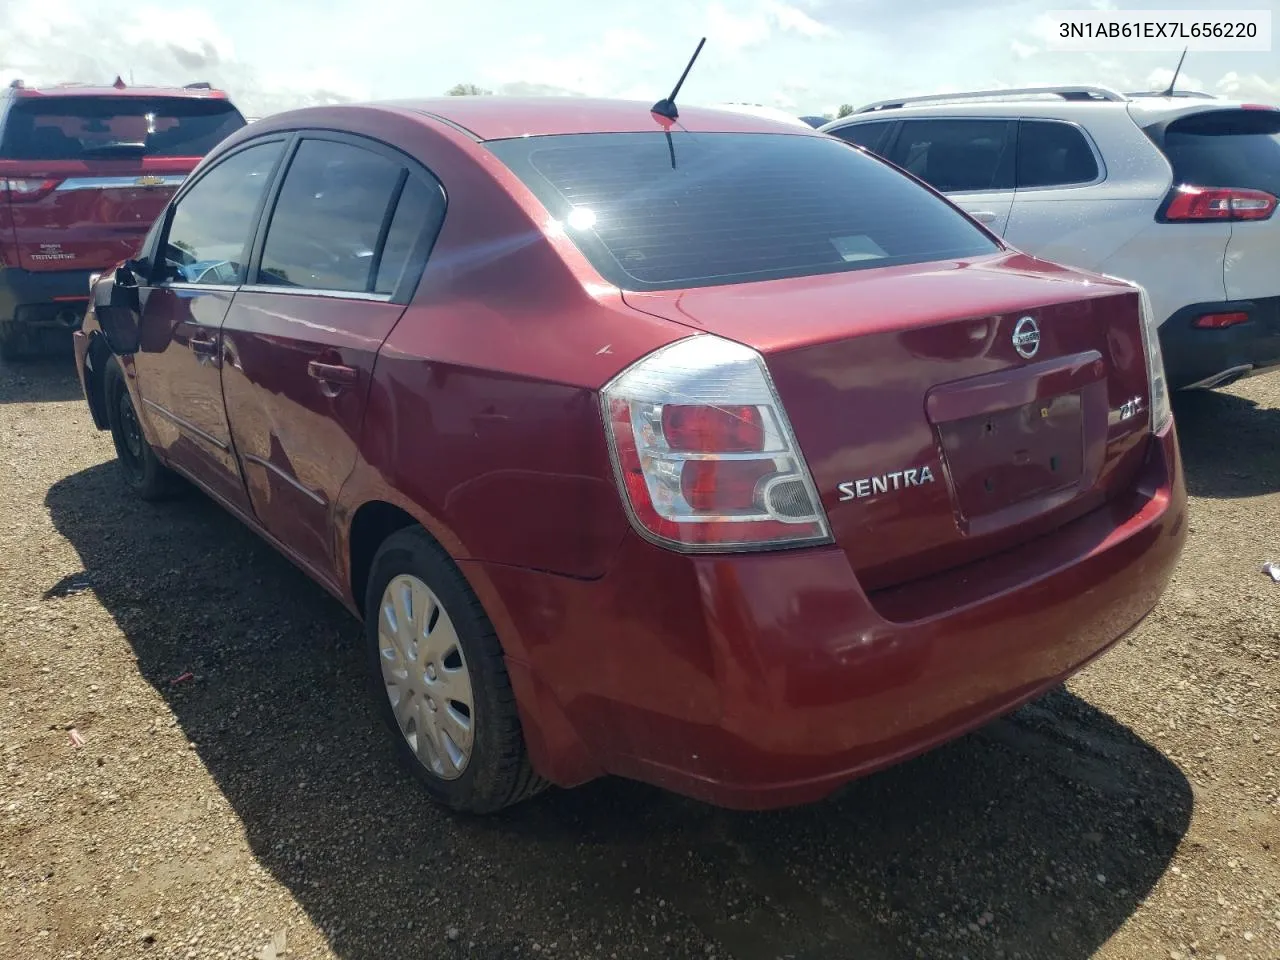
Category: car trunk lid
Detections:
[{"x1": 623, "y1": 253, "x2": 1154, "y2": 589}]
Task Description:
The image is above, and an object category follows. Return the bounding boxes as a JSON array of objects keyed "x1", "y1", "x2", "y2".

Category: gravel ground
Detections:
[{"x1": 0, "y1": 354, "x2": 1277, "y2": 960}]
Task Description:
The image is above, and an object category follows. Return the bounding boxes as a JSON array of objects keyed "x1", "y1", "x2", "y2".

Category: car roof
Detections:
[
  {"x1": 4, "y1": 81, "x2": 230, "y2": 100},
  {"x1": 822, "y1": 88, "x2": 1270, "y2": 130},
  {"x1": 370, "y1": 96, "x2": 827, "y2": 140}
]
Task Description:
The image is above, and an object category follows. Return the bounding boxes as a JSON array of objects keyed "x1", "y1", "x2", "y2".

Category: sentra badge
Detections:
[{"x1": 838, "y1": 466, "x2": 936, "y2": 501}]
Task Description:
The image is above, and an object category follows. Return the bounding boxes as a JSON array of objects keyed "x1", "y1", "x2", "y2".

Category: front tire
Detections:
[
  {"x1": 103, "y1": 357, "x2": 177, "y2": 501},
  {"x1": 364, "y1": 527, "x2": 547, "y2": 814}
]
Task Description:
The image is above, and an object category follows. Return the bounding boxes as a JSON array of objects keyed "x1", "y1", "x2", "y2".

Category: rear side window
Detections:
[
  {"x1": 163, "y1": 141, "x2": 284, "y2": 284},
  {"x1": 887, "y1": 119, "x2": 1015, "y2": 193},
  {"x1": 830, "y1": 120, "x2": 894, "y2": 154},
  {"x1": 374, "y1": 176, "x2": 444, "y2": 295},
  {"x1": 1016, "y1": 120, "x2": 1099, "y2": 188},
  {"x1": 486, "y1": 131, "x2": 999, "y2": 291},
  {"x1": 0, "y1": 97, "x2": 245, "y2": 160},
  {"x1": 258, "y1": 139, "x2": 406, "y2": 294},
  {"x1": 1156, "y1": 109, "x2": 1280, "y2": 197}
]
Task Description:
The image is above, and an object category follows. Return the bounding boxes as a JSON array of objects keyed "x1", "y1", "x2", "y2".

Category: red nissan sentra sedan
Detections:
[{"x1": 73, "y1": 96, "x2": 1187, "y2": 813}]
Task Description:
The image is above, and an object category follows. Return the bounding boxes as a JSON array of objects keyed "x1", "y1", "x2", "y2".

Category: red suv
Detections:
[
  {"x1": 0, "y1": 79, "x2": 245, "y2": 359},
  {"x1": 73, "y1": 98, "x2": 1187, "y2": 814}
]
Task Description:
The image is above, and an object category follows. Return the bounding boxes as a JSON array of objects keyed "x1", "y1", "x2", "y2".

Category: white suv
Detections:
[{"x1": 821, "y1": 86, "x2": 1280, "y2": 391}]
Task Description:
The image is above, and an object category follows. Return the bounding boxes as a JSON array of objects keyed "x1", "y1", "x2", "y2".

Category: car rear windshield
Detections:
[
  {"x1": 485, "y1": 131, "x2": 1000, "y2": 291},
  {"x1": 0, "y1": 96, "x2": 246, "y2": 161},
  {"x1": 1156, "y1": 108, "x2": 1280, "y2": 197}
]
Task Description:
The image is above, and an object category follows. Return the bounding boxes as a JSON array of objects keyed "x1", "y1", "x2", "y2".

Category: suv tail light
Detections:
[
  {"x1": 2, "y1": 178, "x2": 60, "y2": 202},
  {"x1": 1193, "y1": 311, "x2": 1250, "y2": 329},
  {"x1": 601, "y1": 335, "x2": 832, "y2": 552},
  {"x1": 1161, "y1": 185, "x2": 1277, "y2": 222}
]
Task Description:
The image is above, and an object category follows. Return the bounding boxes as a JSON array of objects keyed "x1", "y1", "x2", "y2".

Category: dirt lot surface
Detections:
[{"x1": 1, "y1": 356, "x2": 1277, "y2": 960}]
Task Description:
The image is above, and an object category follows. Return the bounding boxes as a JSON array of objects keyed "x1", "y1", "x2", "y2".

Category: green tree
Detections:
[
  {"x1": 836, "y1": 103, "x2": 854, "y2": 118},
  {"x1": 447, "y1": 83, "x2": 492, "y2": 96}
]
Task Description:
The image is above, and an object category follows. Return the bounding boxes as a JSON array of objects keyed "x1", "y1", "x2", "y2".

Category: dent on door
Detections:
[{"x1": 220, "y1": 292, "x2": 408, "y2": 583}]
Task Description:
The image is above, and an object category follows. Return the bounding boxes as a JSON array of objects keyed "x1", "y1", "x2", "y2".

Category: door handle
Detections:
[
  {"x1": 189, "y1": 334, "x2": 220, "y2": 366},
  {"x1": 307, "y1": 359, "x2": 358, "y2": 396},
  {"x1": 969, "y1": 210, "x2": 998, "y2": 223}
]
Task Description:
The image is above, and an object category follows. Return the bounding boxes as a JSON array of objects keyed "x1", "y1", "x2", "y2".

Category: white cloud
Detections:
[
  {"x1": 766, "y1": 0, "x2": 835, "y2": 38},
  {"x1": 1010, "y1": 39, "x2": 1038, "y2": 60},
  {"x1": 705, "y1": 0, "x2": 835, "y2": 55},
  {"x1": 1216, "y1": 71, "x2": 1280, "y2": 104}
]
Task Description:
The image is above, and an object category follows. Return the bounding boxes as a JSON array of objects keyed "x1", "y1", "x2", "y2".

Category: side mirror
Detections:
[
  {"x1": 115, "y1": 257, "x2": 149, "y2": 287},
  {"x1": 93, "y1": 269, "x2": 142, "y2": 355}
]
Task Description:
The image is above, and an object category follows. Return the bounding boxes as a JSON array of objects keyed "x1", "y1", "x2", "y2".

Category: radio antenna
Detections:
[
  {"x1": 1161, "y1": 47, "x2": 1188, "y2": 97},
  {"x1": 651, "y1": 37, "x2": 706, "y2": 122}
]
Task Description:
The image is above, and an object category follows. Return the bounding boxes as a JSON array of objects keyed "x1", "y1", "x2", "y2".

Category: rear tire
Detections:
[
  {"x1": 364, "y1": 526, "x2": 548, "y2": 814},
  {"x1": 0, "y1": 322, "x2": 24, "y2": 362},
  {"x1": 103, "y1": 357, "x2": 177, "y2": 501}
]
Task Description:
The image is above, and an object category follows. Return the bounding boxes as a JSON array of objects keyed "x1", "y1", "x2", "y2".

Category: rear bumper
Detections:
[
  {"x1": 1159, "y1": 296, "x2": 1280, "y2": 390},
  {"x1": 471, "y1": 424, "x2": 1187, "y2": 809},
  {"x1": 0, "y1": 266, "x2": 92, "y2": 328}
]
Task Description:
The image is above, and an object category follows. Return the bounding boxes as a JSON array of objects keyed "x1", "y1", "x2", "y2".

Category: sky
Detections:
[{"x1": 0, "y1": 0, "x2": 1277, "y2": 118}]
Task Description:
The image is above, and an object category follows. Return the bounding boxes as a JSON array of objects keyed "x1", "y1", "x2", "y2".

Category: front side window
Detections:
[
  {"x1": 887, "y1": 119, "x2": 1015, "y2": 193},
  {"x1": 162, "y1": 140, "x2": 284, "y2": 285},
  {"x1": 1016, "y1": 120, "x2": 1099, "y2": 188},
  {"x1": 486, "y1": 131, "x2": 1000, "y2": 292},
  {"x1": 257, "y1": 139, "x2": 406, "y2": 293}
]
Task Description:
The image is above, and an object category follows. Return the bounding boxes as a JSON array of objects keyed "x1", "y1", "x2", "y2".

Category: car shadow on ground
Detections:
[
  {"x1": 46, "y1": 461, "x2": 1192, "y2": 960},
  {"x1": 1173, "y1": 385, "x2": 1280, "y2": 499},
  {"x1": 0, "y1": 350, "x2": 83, "y2": 404}
]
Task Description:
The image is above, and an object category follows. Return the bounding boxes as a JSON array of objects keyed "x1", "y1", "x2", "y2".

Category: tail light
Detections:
[
  {"x1": 1135, "y1": 285, "x2": 1173, "y2": 433},
  {"x1": 1193, "y1": 311, "x2": 1250, "y2": 329},
  {"x1": 2, "y1": 178, "x2": 60, "y2": 202},
  {"x1": 1161, "y1": 185, "x2": 1277, "y2": 222},
  {"x1": 601, "y1": 335, "x2": 832, "y2": 552}
]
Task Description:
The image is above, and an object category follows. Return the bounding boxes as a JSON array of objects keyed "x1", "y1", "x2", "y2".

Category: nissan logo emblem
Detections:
[{"x1": 1012, "y1": 316, "x2": 1040, "y2": 359}]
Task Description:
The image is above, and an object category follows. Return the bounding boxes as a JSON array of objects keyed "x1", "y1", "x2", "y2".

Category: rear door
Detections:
[
  {"x1": 1151, "y1": 107, "x2": 1280, "y2": 303},
  {"x1": 0, "y1": 95, "x2": 245, "y2": 271},
  {"x1": 220, "y1": 134, "x2": 445, "y2": 583},
  {"x1": 1003, "y1": 119, "x2": 1110, "y2": 268},
  {"x1": 884, "y1": 118, "x2": 1017, "y2": 233}
]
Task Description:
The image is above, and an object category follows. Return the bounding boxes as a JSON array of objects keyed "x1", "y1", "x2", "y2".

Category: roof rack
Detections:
[
  {"x1": 1125, "y1": 90, "x2": 1216, "y2": 99},
  {"x1": 184, "y1": 81, "x2": 212, "y2": 90},
  {"x1": 854, "y1": 85, "x2": 1128, "y2": 114}
]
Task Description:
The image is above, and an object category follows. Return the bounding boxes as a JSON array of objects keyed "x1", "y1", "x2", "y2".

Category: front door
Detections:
[
  {"x1": 221, "y1": 134, "x2": 445, "y2": 581},
  {"x1": 886, "y1": 118, "x2": 1017, "y2": 234},
  {"x1": 130, "y1": 139, "x2": 287, "y2": 513}
]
